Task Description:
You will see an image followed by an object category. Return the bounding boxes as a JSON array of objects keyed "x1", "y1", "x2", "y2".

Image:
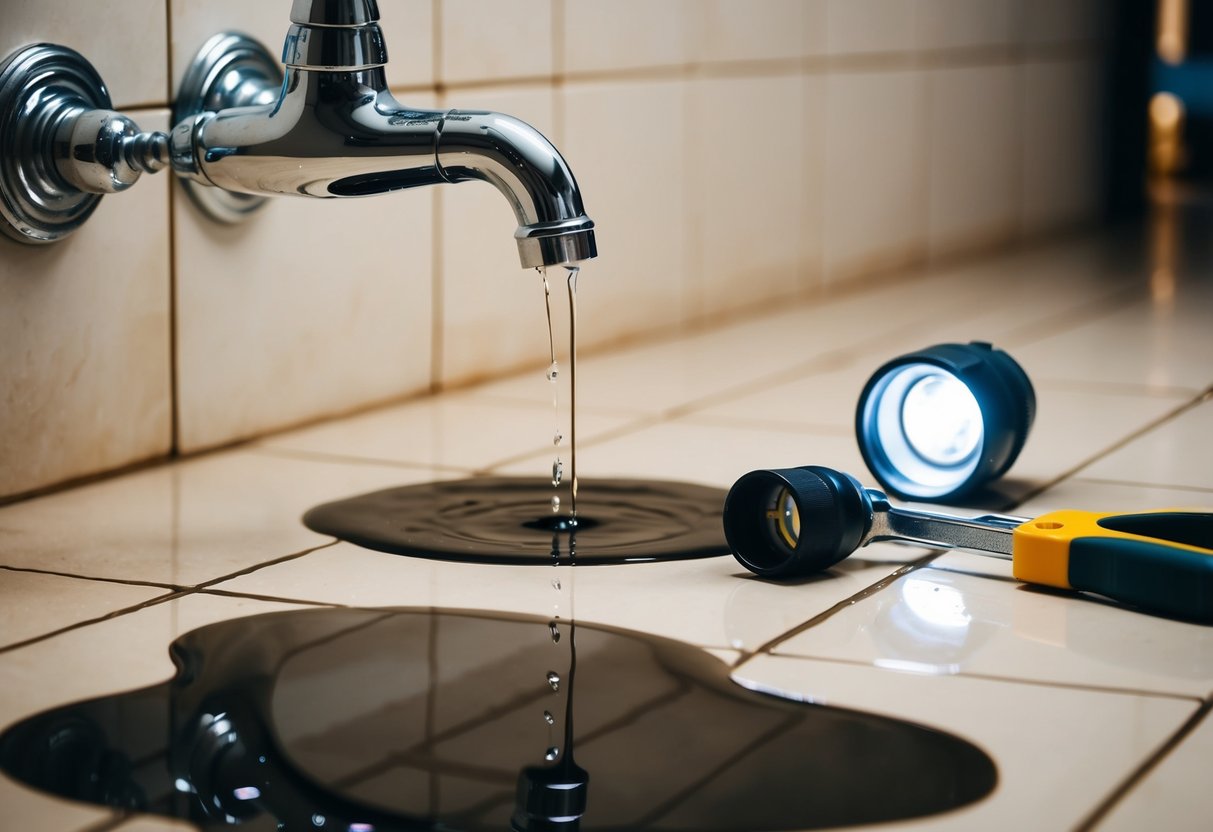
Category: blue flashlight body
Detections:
[{"x1": 855, "y1": 342, "x2": 1036, "y2": 502}]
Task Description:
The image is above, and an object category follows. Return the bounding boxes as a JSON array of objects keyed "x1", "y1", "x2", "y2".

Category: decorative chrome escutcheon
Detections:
[
  {"x1": 172, "y1": 32, "x2": 282, "y2": 224},
  {"x1": 0, "y1": 44, "x2": 169, "y2": 244}
]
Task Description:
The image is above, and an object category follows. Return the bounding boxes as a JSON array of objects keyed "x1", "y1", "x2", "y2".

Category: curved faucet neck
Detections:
[{"x1": 169, "y1": 0, "x2": 595, "y2": 269}]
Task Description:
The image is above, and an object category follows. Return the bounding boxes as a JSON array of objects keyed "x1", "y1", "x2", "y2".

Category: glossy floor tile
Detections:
[
  {"x1": 1096, "y1": 703, "x2": 1213, "y2": 831},
  {"x1": 770, "y1": 557, "x2": 1213, "y2": 697},
  {"x1": 258, "y1": 389, "x2": 637, "y2": 473},
  {"x1": 0, "y1": 570, "x2": 167, "y2": 649},
  {"x1": 2, "y1": 227, "x2": 1212, "y2": 830},
  {"x1": 732, "y1": 653, "x2": 1197, "y2": 830},
  {"x1": 0, "y1": 449, "x2": 444, "y2": 586}
]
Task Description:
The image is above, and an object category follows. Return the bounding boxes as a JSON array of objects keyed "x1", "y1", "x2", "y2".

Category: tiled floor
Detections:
[{"x1": 1, "y1": 220, "x2": 1211, "y2": 830}]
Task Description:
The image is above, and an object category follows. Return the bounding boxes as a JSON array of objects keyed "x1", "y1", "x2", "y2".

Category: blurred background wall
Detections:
[{"x1": 0, "y1": 0, "x2": 1138, "y2": 500}]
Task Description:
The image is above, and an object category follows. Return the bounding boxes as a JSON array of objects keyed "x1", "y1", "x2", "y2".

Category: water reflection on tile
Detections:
[{"x1": 771, "y1": 562, "x2": 1213, "y2": 697}]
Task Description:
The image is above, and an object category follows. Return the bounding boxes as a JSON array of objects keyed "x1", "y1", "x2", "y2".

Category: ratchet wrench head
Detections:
[{"x1": 723, "y1": 465, "x2": 873, "y2": 578}]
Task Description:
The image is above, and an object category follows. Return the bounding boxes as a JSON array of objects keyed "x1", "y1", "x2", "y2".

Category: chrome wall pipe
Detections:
[{"x1": 1, "y1": 0, "x2": 597, "y2": 269}]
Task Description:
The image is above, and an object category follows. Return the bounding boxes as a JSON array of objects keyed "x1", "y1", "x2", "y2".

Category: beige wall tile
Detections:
[
  {"x1": 685, "y1": 74, "x2": 808, "y2": 320},
  {"x1": 440, "y1": 0, "x2": 553, "y2": 85},
  {"x1": 563, "y1": 0, "x2": 689, "y2": 73},
  {"x1": 801, "y1": 73, "x2": 827, "y2": 289},
  {"x1": 170, "y1": 0, "x2": 433, "y2": 95},
  {"x1": 823, "y1": 70, "x2": 928, "y2": 283},
  {"x1": 562, "y1": 79, "x2": 686, "y2": 344},
  {"x1": 1020, "y1": 0, "x2": 1105, "y2": 45},
  {"x1": 437, "y1": 86, "x2": 561, "y2": 387},
  {"x1": 1020, "y1": 58, "x2": 1103, "y2": 234},
  {"x1": 0, "y1": 110, "x2": 173, "y2": 499},
  {"x1": 927, "y1": 64, "x2": 1019, "y2": 256},
  {"x1": 826, "y1": 0, "x2": 917, "y2": 55},
  {"x1": 0, "y1": 0, "x2": 168, "y2": 108},
  {"x1": 915, "y1": 0, "x2": 1015, "y2": 50},
  {"x1": 692, "y1": 0, "x2": 824, "y2": 63},
  {"x1": 173, "y1": 181, "x2": 434, "y2": 453}
]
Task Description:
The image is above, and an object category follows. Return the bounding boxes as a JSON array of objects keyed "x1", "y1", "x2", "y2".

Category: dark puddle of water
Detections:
[
  {"x1": 302, "y1": 478, "x2": 732, "y2": 564},
  {"x1": 0, "y1": 608, "x2": 996, "y2": 831}
]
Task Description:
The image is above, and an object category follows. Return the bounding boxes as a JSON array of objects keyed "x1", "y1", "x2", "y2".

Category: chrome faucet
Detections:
[{"x1": 0, "y1": 0, "x2": 597, "y2": 269}]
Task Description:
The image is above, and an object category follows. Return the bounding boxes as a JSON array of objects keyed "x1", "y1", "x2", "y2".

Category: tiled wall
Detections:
[{"x1": 0, "y1": 0, "x2": 1107, "y2": 500}]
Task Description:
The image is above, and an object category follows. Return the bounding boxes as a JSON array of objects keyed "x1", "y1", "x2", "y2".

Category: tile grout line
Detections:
[
  {"x1": 0, "y1": 542, "x2": 341, "y2": 654},
  {"x1": 0, "y1": 564, "x2": 181, "y2": 592},
  {"x1": 193, "y1": 539, "x2": 342, "y2": 590},
  {"x1": 999, "y1": 387, "x2": 1213, "y2": 513},
  {"x1": 737, "y1": 557, "x2": 941, "y2": 664},
  {"x1": 0, "y1": 590, "x2": 186, "y2": 655},
  {"x1": 1073, "y1": 700, "x2": 1213, "y2": 831},
  {"x1": 197, "y1": 587, "x2": 349, "y2": 608},
  {"x1": 1069, "y1": 475, "x2": 1213, "y2": 496},
  {"x1": 249, "y1": 443, "x2": 477, "y2": 475},
  {"x1": 164, "y1": 0, "x2": 180, "y2": 458},
  {"x1": 737, "y1": 652, "x2": 1204, "y2": 706}
]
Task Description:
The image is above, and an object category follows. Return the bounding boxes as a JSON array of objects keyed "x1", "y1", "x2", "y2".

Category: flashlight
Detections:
[
  {"x1": 722, "y1": 465, "x2": 871, "y2": 578},
  {"x1": 855, "y1": 342, "x2": 1034, "y2": 502}
]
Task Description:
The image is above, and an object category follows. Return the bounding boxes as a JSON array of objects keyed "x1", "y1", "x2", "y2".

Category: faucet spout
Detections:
[{"x1": 170, "y1": 0, "x2": 595, "y2": 269}]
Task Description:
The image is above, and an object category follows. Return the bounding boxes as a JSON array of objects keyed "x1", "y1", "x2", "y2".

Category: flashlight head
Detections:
[
  {"x1": 723, "y1": 465, "x2": 872, "y2": 578},
  {"x1": 855, "y1": 342, "x2": 1035, "y2": 502}
]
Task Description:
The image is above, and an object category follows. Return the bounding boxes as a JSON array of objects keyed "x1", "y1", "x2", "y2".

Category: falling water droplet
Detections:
[
  {"x1": 552, "y1": 459, "x2": 563, "y2": 487},
  {"x1": 545, "y1": 747, "x2": 560, "y2": 761},
  {"x1": 546, "y1": 671, "x2": 560, "y2": 691},
  {"x1": 550, "y1": 495, "x2": 561, "y2": 513},
  {"x1": 543, "y1": 710, "x2": 556, "y2": 725},
  {"x1": 549, "y1": 621, "x2": 561, "y2": 643},
  {"x1": 551, "y1": 577, "x2": 561, "y2": 590},
  {"x1": 553, "y1": 430, "x2": 563, "y2": 446},
  {"x1": 547, "y1": 362, "x2": 558, "y2": 383}
]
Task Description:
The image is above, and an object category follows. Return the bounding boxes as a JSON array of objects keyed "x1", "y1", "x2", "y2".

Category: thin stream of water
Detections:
[
  {"x1": 538, "y1": 268, "x2": 562, "y2": 515},
  {"x1": 538, "y1": 264, "x2": 581, "y2": 523},
  {"x1": 566, "y1": 265, "x2": 580, "y2": 521}
]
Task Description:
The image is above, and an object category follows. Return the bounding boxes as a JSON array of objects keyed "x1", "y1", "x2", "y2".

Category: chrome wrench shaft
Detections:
[{"x1": 862, "y1": 490, "x2": 1025, "y2": 558}]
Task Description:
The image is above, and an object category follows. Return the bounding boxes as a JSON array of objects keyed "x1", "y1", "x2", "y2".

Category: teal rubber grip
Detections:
[{"x1": 1069, "y1": 535, "x2": 1213, "y2": 623}]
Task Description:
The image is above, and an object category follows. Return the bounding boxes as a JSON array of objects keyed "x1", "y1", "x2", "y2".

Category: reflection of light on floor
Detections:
[
  {"x1": 1148, "y1": 183, "x2": 1178, "y2": 306},
  {"x1": 1146, "y1": 182, "x2": 1181, "y2": 390},
  {"x1": 901, "y1": 576, "x2": 971, "y2": 630}
]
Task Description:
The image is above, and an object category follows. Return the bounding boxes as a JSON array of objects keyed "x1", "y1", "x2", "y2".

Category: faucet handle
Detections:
[
  {"x1": 0, "y1": 43, "x2": 168, "y2": 244},
  {"x1": 290, "y1": 0, "x2": 380, "y2": 26},
  {"x1": 57, "y1": 110, "x2": 170, "y2": 195}
]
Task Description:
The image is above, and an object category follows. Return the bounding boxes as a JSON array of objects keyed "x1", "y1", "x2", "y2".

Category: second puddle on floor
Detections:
[{"x1": 0, "y1": 607, "x2": 997, "y2": 830}]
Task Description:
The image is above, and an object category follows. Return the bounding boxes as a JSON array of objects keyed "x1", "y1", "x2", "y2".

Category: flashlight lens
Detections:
[
  {"x1": 856, "y1": 342, "x2": 1035, "y2": 502},
  {"x1": 900, "y1": 373, "x2": 983, "y2": 467},
  {"x1": 769, "y1": 487, "x2": 800, "y2": 549}
]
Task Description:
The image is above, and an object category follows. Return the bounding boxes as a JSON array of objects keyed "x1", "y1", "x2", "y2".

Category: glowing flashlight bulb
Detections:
[
  {"x1": 855, "y1": 342, "x2": 1035, "y2": 501},
  {"x1": 900, "y1": 374, "x2": 983, "y2": 467}
]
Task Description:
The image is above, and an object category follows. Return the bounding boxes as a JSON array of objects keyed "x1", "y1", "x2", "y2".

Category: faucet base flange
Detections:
[
  {"x1": 0, "y1": 44, "x2": 108, "y2": 244},
  {"x1": 174, "y1": 32, "x2": 283, "y2": 224}
]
